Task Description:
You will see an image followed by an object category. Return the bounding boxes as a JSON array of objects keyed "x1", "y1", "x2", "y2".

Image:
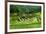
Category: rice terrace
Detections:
[{"x1": 10, "y1": 5, "x2": 41, "y2": 29}]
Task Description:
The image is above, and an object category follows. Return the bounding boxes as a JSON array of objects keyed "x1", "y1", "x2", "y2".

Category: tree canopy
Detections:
[{"x1": 10, "y1": 5, "x2": 41, "y2": 14}]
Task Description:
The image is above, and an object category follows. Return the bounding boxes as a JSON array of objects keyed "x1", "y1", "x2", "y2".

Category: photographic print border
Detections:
[{"x1": 5, "y1": 0, "x2": 45, "y2": 34}]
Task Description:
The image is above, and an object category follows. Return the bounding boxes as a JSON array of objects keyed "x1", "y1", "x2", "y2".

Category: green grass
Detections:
[
  {"x1": 10, "y1": 12, "x2": 41, "y2": 29},
  {"x1": 10, "y1": 23, "x2": 41, "y2": 29}
]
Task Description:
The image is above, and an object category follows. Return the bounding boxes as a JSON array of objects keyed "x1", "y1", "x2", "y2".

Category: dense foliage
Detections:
[{"x1": 10, "y1": 5, "x2": 41, "y2": 13}]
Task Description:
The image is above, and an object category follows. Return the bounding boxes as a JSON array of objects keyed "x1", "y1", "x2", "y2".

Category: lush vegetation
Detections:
[{"x1": 10, "y1": 5, "x2": 41, "y2": 29}]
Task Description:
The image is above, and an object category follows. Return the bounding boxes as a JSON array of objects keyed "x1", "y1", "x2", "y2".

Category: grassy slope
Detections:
[{"x1": 10, "y1": 12, "x2": 41, "y2": 29}]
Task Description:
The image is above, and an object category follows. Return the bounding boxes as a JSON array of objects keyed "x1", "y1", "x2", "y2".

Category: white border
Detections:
[{"x1": 7, "y1": 2, "x2": 43, "y2": 32}]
